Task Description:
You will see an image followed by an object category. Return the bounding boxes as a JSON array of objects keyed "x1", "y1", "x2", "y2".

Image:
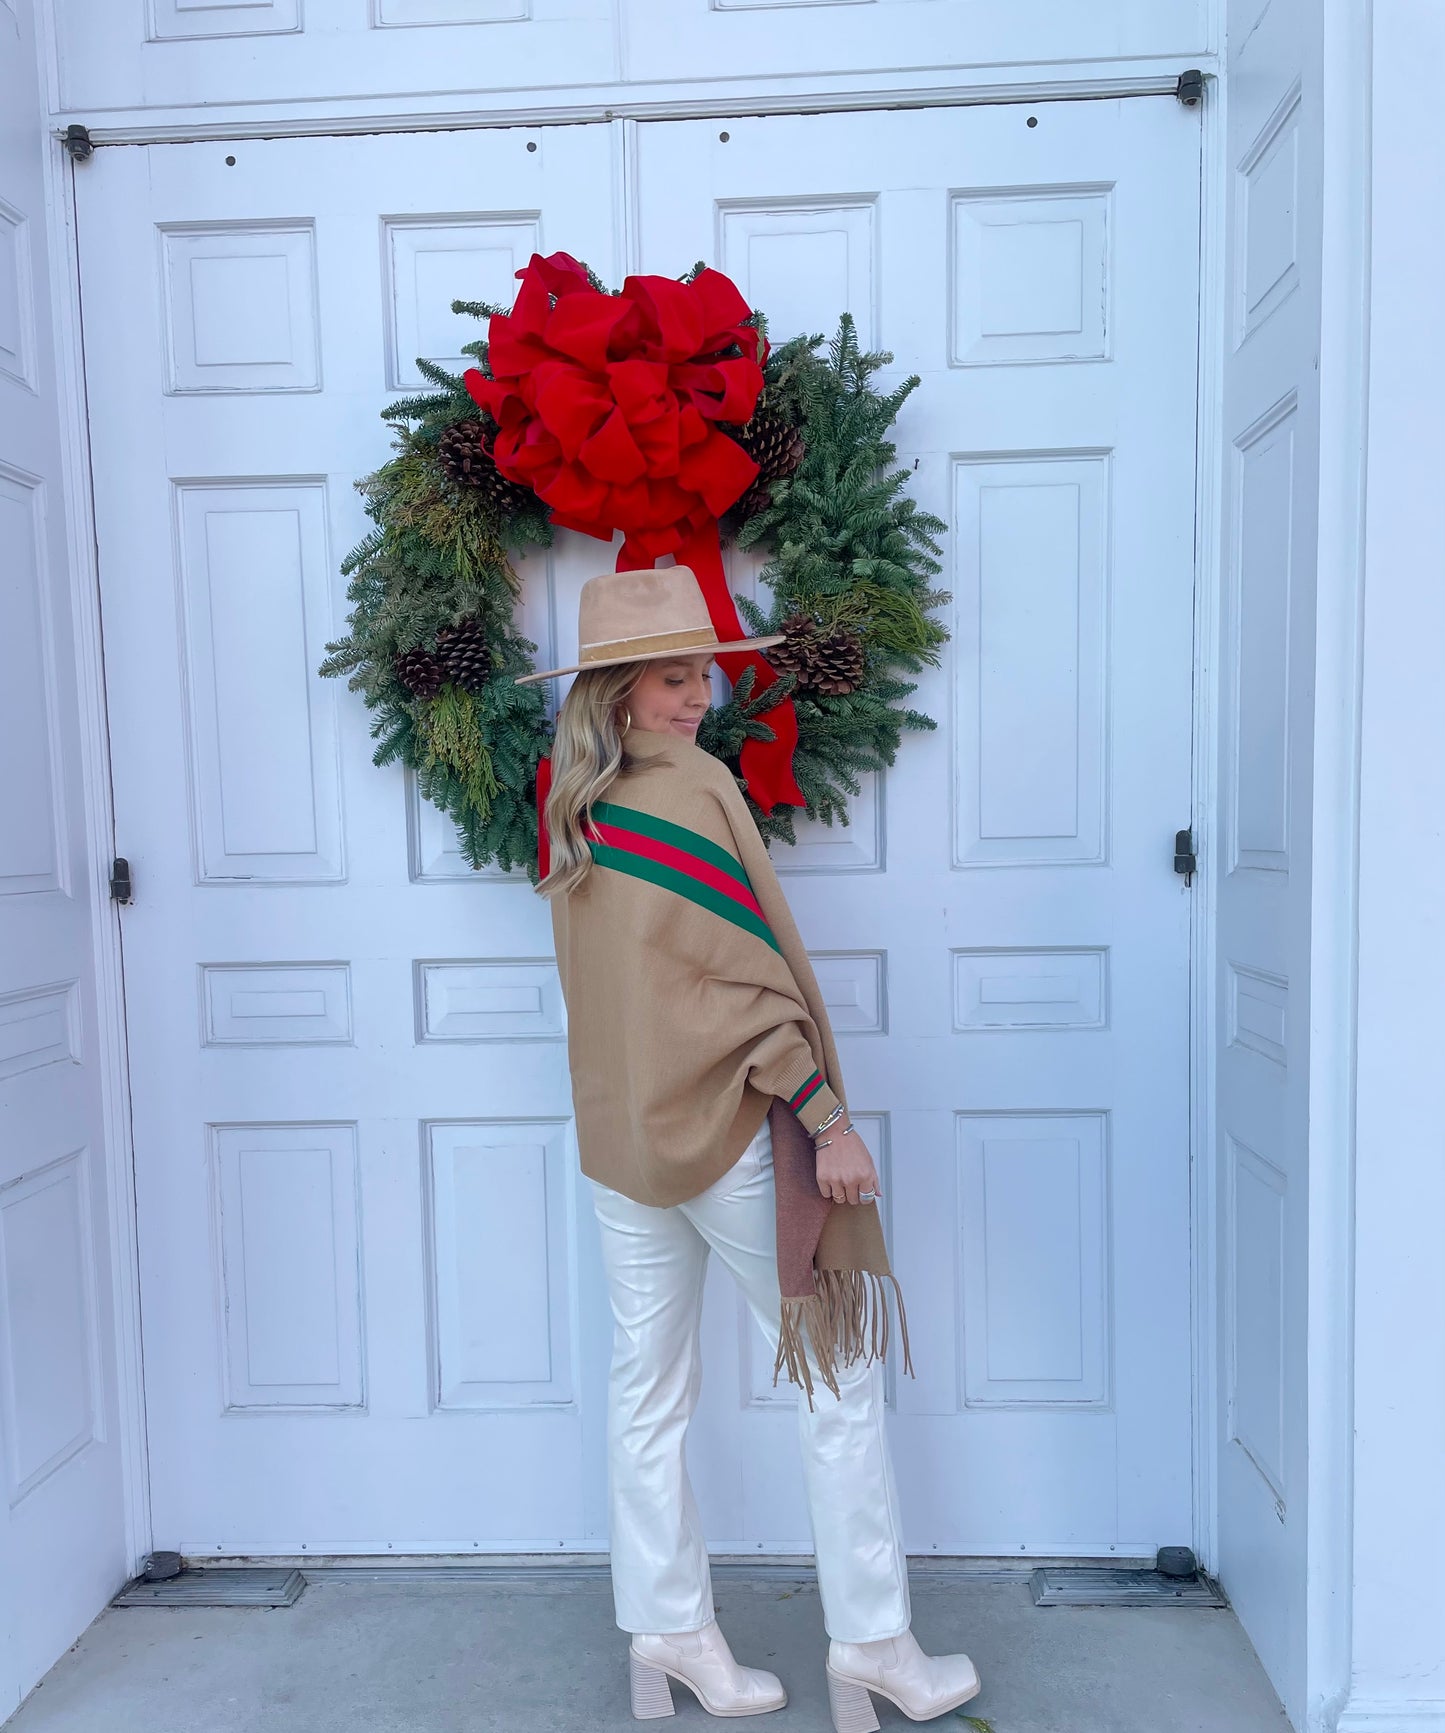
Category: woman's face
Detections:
[{"x1": 622, "y1": 652, "x2": 715, "y2": 738}]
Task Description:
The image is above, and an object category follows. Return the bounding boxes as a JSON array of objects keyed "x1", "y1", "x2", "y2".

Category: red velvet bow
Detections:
[
  {"x1": 463, "y1": 251, "x2": 805, "y2": 873},
  {"x1": 464, "y1": 250, "x2": 765, "y2": 553}
]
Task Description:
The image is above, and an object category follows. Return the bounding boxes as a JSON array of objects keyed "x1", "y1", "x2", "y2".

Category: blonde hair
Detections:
[{"x1": 536, "y1": 662, "x2": 657, "y2": 899}]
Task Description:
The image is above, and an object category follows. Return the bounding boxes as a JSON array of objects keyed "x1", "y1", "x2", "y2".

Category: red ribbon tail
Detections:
[
  {"x1": 670, "y1": 523, "x2": 805, "y2": 814},
  {"x1": 535, "y1": 752, "x2": 553, "y2": 879}
]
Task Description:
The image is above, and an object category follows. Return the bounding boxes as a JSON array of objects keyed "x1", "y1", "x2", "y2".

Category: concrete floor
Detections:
[{"x1": 8, "y1": 1563, "x2": 1291, "y2": 1733}]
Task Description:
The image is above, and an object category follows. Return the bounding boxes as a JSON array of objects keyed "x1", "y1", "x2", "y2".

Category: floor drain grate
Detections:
[
  {"x1": 1029, "y1": 1567, "x2": 1227, "y2": 1608},
  {"x1": 113, "y1": 1567, "x2": 306, "y2": 1608}
]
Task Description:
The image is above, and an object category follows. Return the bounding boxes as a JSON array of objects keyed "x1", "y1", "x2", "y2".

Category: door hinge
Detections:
[
  {"x1": 110, "y1": 857, "x2": 133, "y2": 904},
  {"x1": 61, "y1": 124, "x2": 95, "y2": 163},
  {"x1": 1173, "y1": 827, "x2": 1197, "y2": 887},
  {"x1": 1176, "y1": 69, "x2": 1206, "y2": 108}
]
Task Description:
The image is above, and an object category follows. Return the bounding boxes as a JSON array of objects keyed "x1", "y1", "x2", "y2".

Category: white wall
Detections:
[{"x1": 1335, "y1": 5, "x2": 1445, "y2": 1728}]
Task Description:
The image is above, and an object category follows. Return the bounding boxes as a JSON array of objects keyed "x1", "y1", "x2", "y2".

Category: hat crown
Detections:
[
  {"x1": 577, "y1": 566, "x2": 714, "y2": 656},
  {"x1": 512, "y1": 562, "x2": 785, "y2": 682}
]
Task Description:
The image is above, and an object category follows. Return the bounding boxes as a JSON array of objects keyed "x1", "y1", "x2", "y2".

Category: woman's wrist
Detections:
[{"x1": 810, "y1": 1101, "x2": 848, "y2": 1138}]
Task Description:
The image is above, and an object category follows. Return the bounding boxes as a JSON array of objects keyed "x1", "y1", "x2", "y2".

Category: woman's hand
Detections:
[{"x1": 813, "y1": 1121, "x2": 883, "y2": 1206}]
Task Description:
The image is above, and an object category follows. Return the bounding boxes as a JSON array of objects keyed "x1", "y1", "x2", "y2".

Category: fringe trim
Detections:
[{"x1": 772, "y1": 1267, "x2": 915, "y2": 1412}]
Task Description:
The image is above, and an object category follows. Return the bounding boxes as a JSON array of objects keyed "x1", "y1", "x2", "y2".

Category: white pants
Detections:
[{"x1": 587, "y1": 1115, "x2": 913, "y2": 1644}]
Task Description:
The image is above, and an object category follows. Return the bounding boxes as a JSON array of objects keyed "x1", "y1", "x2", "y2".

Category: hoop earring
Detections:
[{"x1": 620, "y1": 705, "x2": 632, "y2": 734}]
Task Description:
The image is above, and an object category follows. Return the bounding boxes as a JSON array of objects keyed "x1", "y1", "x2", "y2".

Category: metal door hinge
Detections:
[
  {"x1": 110, "y1": 857, "x2": 133, "y2": 904},
  {"x1": 62, "y1": 124, "x2": 94, "y2": 163},
  {"x1": 1176, "y1": 69, "x2": 1206, "y2": 108},
  {"x1": 1173, "y1": 828, "x2": 1197, "y2": 886}
]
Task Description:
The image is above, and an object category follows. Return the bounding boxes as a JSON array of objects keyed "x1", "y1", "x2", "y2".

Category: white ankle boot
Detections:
[
  {"x1": 825, "y1": 1627, "x2": 981, "y2": 1729},
  {"x1": 629, "y1": 1617, "x2": 788, "y2": 1719}
]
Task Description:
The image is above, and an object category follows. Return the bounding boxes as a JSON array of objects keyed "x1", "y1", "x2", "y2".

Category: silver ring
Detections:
[{"x1": 859, "y1": 1190, "x2": 875, "y2": 1202}]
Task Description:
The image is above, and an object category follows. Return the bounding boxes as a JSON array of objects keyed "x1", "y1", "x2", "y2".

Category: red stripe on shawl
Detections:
[{"x1": 589, "y1": 820, "x2": 769, "y2": 922}]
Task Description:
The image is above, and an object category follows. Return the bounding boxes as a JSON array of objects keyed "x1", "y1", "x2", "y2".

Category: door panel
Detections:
[
  {"x1": 622, "y1": 0, "x2": 1207, "y2": 86},
  {"x1": 51, "y1": 1, "x2": 619, "y2": 116}
]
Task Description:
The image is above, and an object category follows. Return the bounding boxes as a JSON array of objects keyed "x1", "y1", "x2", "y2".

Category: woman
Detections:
[{"x1": 523, "y1": 566, "x2": 981, "y2": 1727}]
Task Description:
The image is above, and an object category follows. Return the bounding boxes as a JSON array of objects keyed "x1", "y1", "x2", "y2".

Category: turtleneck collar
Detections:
[{"x1": 622, "y1": 724, "x2": 707, "y2": 762}]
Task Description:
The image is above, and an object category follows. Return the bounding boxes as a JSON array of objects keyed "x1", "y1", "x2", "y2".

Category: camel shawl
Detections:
[{"x1": 549, "y1": 725, "x2": 912, "y2": 1407}]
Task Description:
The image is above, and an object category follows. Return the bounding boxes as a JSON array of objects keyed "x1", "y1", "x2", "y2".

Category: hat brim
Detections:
[{"x1": 513, "y1": 632, "x2": 787, "y2": 685}]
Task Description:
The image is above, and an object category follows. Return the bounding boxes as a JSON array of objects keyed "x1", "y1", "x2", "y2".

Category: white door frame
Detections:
[
  {"x1": 1187, "y1": 63, "x2": 1226, "y2": 1587},
  {"x1": 45, "y1": 53, "x2": 1369, "y2": 1721}
]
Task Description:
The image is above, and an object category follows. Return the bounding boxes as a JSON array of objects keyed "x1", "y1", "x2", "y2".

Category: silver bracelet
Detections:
[{"x1": 811, "y1": 1102, "x2": 847, "y2": 1136}]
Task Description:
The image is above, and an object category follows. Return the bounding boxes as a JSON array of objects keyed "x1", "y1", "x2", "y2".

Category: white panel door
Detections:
[
  {"x1": 636, "y1": 98, "x2": 1202, "y2": 1553},
  {"x1": 0, "y1": 0, "x2": 129, "y2": 1712},
  {"x1": 76, "y1": 127, "x2": 622, "y2": 1553}
]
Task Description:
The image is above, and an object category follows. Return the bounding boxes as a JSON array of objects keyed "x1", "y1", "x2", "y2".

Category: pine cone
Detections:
[
  {"x1": 437, "y1": 419, "x2": 536, "y2": 516},
  {"x1": 724, "y1": 401, "x2": 806, "y2": 522},
  {"x1": 730, "y1": 477, "x2": 776, "y2": 521},
  {"x1": 735, "y1": 403, "x2": 806, "y2": 483},
  {"x1": 764, "y1": 612, "x2": 865, "y2": 696},
  {"x1": 394, "y1": 646, "x2": 447, "y2": 699},
  {"x1": 764, "y1": 612, "x2": 821, "y2": 681},
  {"x1": 807, "y1": 626, "x2": 866, "y2": 695},
  {"x1": 435, "y1": 616, "x2": 490, "y2": 692}
]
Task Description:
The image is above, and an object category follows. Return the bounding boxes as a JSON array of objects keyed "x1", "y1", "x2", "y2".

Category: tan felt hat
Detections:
[{"x1": 514, "y1": 564, "x2": 787, "y2": 684}]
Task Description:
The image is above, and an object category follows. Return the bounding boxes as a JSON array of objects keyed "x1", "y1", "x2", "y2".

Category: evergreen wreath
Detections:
[{"x1": 320, "y1": 261, "x2": 950, "y2": 882}]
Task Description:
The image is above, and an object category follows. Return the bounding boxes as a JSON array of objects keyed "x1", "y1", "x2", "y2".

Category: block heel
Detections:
[
  {"x1": 825, "y1": 1666, "x2": 881, "y2": 1733},
  {"x1": 629, "y1": 1648, "x2": 677, "y2": 1719}
]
